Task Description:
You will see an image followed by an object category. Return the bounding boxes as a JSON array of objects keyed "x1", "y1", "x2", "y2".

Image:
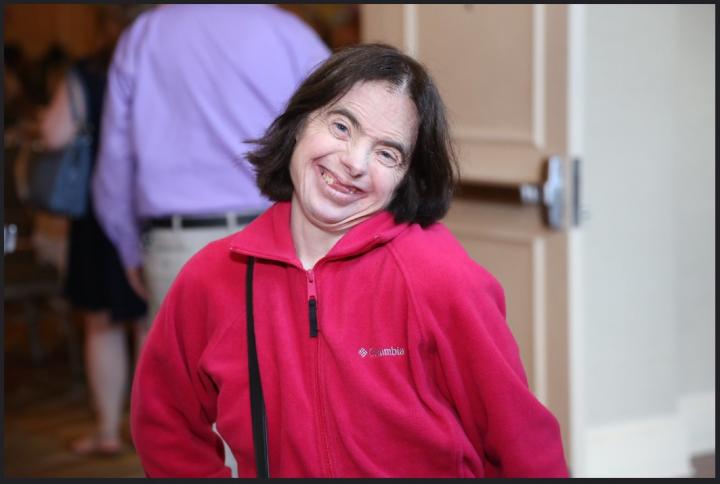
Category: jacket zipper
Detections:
[
  {"x1": 306, "y1": 269, "x2": 318, "y2": 337},
  {"x1": 306, "y1": 268, "x2": 333, "y2": 476}
]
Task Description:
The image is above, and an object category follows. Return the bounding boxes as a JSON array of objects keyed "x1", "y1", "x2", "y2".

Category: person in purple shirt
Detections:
[{"x1": 93, "y1": 4, "x2": 329, "y2": 323}]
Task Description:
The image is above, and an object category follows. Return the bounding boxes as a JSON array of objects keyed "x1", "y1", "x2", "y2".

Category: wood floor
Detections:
[
  {"x1": 4, "y1": 300, "x2": 145, "y2": 478},
  {"x1": 3, "y1": 298, "x2": 716, "y2": 478}
]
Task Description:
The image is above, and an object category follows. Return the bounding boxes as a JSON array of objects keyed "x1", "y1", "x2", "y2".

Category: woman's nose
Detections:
[{"x1": 340, "y1": 144, "x2": 369, "y2": 178}]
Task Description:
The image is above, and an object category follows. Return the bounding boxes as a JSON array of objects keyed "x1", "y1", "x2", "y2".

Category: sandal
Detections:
[{"x1": 70, "y1": 434, "x2": 127, "y2": 457}]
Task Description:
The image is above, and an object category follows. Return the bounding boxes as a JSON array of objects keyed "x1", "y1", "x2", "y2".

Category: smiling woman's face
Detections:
[{"x1": 289, "y1": 81, "x2": 419, "y2": 234}]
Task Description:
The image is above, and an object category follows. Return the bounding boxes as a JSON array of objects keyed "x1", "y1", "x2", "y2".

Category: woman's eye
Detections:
[
  {"x1": 331, "y1": 121, "x2": 349, "y2": 136},
  {"x1": 378, "y1": 150, "x2": 399, "y2": 165}
]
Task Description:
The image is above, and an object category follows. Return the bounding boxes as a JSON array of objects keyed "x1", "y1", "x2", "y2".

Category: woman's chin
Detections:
[
  {"x1": 307, "y1": 205, "x2": 370, "y2": 232},
  {"x1": 311, "y1": 211, "x2": 355, "y2": 230},
  {"x1": 292, "y1": 192, "x2": 381, "y2": 233}
]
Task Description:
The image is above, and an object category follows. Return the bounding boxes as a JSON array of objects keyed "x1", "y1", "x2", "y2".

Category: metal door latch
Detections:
[
  {"x1": 455, "y1": 155, "x2": 583, "y2": 230},
  {"x1": 519, "y1": 156, "x2": 565, "y2": 230}
]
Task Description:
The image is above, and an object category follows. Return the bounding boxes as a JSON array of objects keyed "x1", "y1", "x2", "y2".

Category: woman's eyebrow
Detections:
[
  {"x1": 326, "y1": 107, "x2": 409, "y2": 160},
  {"x1": 327, "y1": 108, "x2": 361, "y2": 129}
]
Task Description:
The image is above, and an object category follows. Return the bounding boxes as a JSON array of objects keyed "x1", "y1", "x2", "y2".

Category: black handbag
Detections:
[
  {"x1": 27, "y1": 68, "x2": 92, "y2": 218},
  {"x1": 246, "y1": 256, "x2": 270, "y2": 478}
]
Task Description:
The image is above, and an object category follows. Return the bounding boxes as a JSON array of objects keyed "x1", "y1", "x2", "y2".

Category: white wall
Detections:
[
  {"x1": 673, "y1": 5, "x2": 715, "y2": 398},
  {"x1": 673, "y1": 4, "x2": 716, "y2": 459},
  {"x1": 572, "y1": 4, "x2": 714, "y2": 477}
]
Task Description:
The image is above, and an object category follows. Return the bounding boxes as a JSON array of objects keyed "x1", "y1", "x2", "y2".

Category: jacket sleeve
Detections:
[
  {"x1": 130, "y1": 262, "x2": 231, "y2": 477},
  {"x1": 429, "y1": 269, "x2": 569, "y2": 477}
]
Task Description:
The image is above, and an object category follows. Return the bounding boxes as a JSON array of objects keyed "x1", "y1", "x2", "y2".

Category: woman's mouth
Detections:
[{"x1": 319, "y1": 166, "x2": 362, "y2": 195}]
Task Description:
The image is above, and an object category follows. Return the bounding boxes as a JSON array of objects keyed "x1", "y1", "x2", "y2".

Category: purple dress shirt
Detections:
[{"x1": 92, "y1": 4, "x2": 329, "y2": 268}]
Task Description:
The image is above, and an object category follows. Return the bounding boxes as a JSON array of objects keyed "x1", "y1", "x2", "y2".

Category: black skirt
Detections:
[
  {"x1": 63, "y1": 206, "x2": 147, "y2": 323},
  {"x1": 62, "y1": 55, "x2": 146, "y2": 323}
]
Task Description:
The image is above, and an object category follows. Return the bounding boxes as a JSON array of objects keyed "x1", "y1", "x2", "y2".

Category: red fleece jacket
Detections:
[{"x1": 130, "y1": 201, "x2": 569, "y2": 477}]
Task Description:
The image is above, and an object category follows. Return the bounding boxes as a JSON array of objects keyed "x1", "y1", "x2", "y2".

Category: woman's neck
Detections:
[{"x1": 290, "y1": 202, "x2": 345, "y2": 270}]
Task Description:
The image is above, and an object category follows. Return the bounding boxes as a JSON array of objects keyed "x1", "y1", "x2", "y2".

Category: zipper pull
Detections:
[{"x1": 307, "y1": 269, "x2": 318, "y2": 337}]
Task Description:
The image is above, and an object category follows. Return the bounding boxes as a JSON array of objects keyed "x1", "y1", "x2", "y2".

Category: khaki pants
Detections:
[{"x1": 143, "y1": 216, "x2": 248, "y2": 323}]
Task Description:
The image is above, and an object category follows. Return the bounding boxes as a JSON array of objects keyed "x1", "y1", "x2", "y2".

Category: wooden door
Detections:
[{"x1": 362, "y1": 3, "x2": 573, "y2": 464}]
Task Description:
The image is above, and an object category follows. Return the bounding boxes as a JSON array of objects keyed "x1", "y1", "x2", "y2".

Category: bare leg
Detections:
[{"x1": 72, "y1": 311, "x2": 127, "y2": 454}]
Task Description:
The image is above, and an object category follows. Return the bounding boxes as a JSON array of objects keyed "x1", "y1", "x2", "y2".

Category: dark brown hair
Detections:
[{"x1": 245, "y1": 43, "x2": 458, "y2": 227}]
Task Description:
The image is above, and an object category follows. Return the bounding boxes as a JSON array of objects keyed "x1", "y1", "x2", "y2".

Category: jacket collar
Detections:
[{"x1": 229, "y1": 202, "x2": 409, "y2": 268}]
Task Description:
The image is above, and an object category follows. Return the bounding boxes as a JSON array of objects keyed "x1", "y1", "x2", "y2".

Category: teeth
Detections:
[
  {"x1": 320, "y1": 168, "x2": 357, "y2": 194},
  {"x1": 321, "y1": 168, "x2": 336, "y2": 185}
]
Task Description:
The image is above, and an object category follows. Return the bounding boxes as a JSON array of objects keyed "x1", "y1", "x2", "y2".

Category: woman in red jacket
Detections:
[{"x1": 130, "y1": 43, "x2": 569, "y2": 478}]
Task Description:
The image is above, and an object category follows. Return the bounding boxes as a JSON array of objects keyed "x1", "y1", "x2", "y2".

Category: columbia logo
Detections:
[{"x1": 358, "y1": 346, "x2": 405, "y2": 358}]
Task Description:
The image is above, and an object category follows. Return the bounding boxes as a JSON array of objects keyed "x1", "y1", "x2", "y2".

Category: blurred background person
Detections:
[
  {"x1": 4, "y1": 44, "x2": 35, "y2": 130},
  {"x1": 36, "y1": 5, "x2": 153, "y2": 457},
  {"x1": 5, "y1": 42, "x2": 36, "y2": 216},
  {"x1": 92, "y1": 4, "x2": 329, "y2": 324},
  {"x1": 33, "y1": 43, "x2": 72, "y2": 106}
]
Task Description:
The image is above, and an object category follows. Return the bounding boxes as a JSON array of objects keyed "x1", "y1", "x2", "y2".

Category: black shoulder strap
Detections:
[{"x1": 246, "y1": 256, "x2": 270, "y2": 478}]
